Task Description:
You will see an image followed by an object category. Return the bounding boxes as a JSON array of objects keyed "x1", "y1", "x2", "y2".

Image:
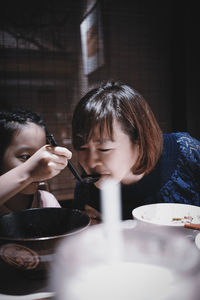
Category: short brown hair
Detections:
[{"x1": 72, "y1": 81, "x2": 163, "y2": 175}]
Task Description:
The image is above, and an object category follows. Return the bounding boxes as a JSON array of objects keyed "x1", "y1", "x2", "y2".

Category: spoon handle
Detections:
[
  {"x1": 67, "y1": 161, "x2": 83, "y2": 183},
  {"x1": 46, "y1": 133, "x2": 83, "y2": 183}
]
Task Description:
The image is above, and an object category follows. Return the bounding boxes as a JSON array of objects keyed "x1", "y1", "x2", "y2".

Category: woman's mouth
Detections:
[{"x1": 94, "y1": 174, "x2": 111, "y2": 188}]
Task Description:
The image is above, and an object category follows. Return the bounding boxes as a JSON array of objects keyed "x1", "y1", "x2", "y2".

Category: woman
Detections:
[
  {"x1": 0, "y1": 110, "x2": 71, "y2": 215},
  {"x1": 72, "y1": 81, "x2": 200, "y2": 222}
]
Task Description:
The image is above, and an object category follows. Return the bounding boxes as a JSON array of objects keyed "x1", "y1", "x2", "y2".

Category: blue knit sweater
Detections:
[{"x1": 74, "y1": 133, "x2": 200, "y2": 220}]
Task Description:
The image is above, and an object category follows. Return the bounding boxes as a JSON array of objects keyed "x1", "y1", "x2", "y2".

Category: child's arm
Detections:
[{"x1": 0, "y1": 145, "x2": 72, "y2": 206}]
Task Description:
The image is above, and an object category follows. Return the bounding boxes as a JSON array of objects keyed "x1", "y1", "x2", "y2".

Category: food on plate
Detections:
[
  {"x1": 132, "y1": 203, "x2": 200, "y2": 227},
  {"x1": 171, "y1": 216, "x2": 193, "y2": 224}
]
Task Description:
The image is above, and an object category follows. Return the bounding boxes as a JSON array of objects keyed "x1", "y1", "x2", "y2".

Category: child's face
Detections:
[
  {"x1": 78, "y1": 119, "x2": 141, "y2": 188},
  {"x1": 2, "y1": 122, "x2": 46, "y2": 194}
]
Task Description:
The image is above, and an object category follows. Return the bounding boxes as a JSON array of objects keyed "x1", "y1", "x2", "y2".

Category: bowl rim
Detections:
[
  {"x1": 0, "y1": 207, "x2": 91, "y2": 241},
  {"x1": 132, "y1": 203, "x2": 200, "y2": 227}
]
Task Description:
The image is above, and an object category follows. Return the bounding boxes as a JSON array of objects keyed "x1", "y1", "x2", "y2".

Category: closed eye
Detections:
[{"x1": 98, "y1": 149, "x2": 112, "y2": 152}]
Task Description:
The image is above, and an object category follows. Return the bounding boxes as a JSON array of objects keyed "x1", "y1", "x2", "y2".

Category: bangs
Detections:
[
  {"x1": 73, "y1": 114, "x2": 114, "y2": 150},
  {"x1": 72, "y1": 97, "x2": 116, "y2": 150}
]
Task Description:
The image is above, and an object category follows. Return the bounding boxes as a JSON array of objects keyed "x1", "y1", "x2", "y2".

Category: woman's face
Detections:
[
  {"x1": 1, "y1": 122, "x2": 46, "y2": 194},
  {"x1": 78, "y1": 119, "x2": 142, "y2": 188}
]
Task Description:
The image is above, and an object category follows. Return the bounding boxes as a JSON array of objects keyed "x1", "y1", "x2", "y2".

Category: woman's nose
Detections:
[{"x1": 87, "y1": 151, "x2": 101, "y2": 169}]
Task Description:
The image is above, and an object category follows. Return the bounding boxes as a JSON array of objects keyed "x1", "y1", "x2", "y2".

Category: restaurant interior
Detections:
[
  {"x1": 0, "y1": 0, "x2": 199, "y2": 204},
  {"x1": 0, "y1": 1, "x2": 200, "y2": 299}
]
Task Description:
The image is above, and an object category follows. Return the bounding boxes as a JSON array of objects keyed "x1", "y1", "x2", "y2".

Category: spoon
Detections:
[{"x1": 46, "y1": 133, "x2": 100, "y2": 184}]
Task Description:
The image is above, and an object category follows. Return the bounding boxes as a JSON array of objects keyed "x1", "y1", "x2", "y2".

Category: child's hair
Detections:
[
  {"x1": 0, "y1": 110, "x2": 46, "y2": 169},
  {"x1": 72, "y1": 81, "x2": 163, "y2": 175}
]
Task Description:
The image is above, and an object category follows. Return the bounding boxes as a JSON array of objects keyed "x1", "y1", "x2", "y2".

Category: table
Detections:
[{"x1": 0, "y1": 260, "x2": 54, "y2": 300}]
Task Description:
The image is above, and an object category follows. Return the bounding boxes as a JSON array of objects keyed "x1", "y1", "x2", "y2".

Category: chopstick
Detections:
[
  {"x1": 184, "y1": 223, "x2": 200, "y2": 231},
  {"x1": 46, "y1": 133, "x2": 84, "y2": 183}
]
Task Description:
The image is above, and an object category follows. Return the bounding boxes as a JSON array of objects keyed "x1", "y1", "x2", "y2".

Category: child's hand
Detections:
[{"x1": 24, "y1": 145, "x2": 72, "y2": 182}]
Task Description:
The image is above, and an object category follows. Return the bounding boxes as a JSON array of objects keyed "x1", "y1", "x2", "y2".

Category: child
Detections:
[
  {"x1": 0, "y1": 110, "x2": 71, "y2": 215},
  {"x1": 72, "y1": 81, "x2": 200, "y2": 222}
]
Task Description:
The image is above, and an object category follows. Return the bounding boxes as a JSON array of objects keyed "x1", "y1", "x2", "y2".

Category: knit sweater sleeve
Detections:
[{"x1": 160, "y1": 133, "x2": 200, "y2": 205}]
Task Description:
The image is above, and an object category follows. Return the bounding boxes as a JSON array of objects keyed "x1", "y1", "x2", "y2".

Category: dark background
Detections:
[{"x1": 0, "y1": 0, "x2": 199, "y2": 202}]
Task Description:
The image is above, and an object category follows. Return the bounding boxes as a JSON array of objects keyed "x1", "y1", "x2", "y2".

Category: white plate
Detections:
[{"x1": 132, "y1": 203, "x2": 200, "y2": 227}]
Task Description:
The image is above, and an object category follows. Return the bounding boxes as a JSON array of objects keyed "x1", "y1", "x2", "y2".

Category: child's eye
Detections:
[{"x1": 19, "y1": 154, "x2": 31, "y2": 161}]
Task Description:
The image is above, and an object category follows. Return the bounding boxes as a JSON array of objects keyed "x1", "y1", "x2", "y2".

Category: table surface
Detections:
[{"x1": 0, "y1": 260, "x2": 54, "y2": 299}]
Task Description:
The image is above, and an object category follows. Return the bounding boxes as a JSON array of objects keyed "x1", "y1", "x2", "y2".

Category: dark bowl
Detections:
[{"x1": 0, "y1": 208, "x2": 90, "y2": 277}]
